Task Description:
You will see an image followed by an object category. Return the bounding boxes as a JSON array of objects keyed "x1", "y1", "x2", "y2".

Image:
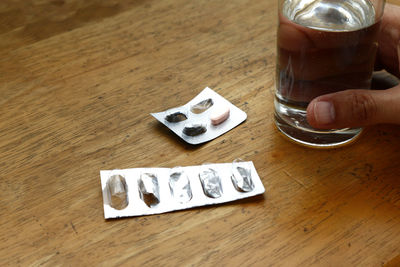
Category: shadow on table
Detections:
[
  {"x1": 151, "y1": 120, "x2": 207, "y2": 150},
  {"x1": 104, "y1": 194, "x2": 265, "y2": 222}
]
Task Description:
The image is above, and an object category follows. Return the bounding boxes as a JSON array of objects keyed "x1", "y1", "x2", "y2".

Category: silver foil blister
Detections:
[
  {"x1": 151, "y1": 87, "x2": 247, "y2": 145},
  {"x1": 100, "y1": 161, "x2": 265, "y2": 219},
  {"x1": 138, "y1": 173, "x2": 160, "y2": 207},
  {"x1": 231, "y1": 159, "x2": 254, "y2": 192},
  {"x1": 199, "y1": 167, "x2": 223, "y2": 198},
  {"x1": 105, "y1": 173, "x2": 129, "y2": 210},
  {"x1": 169, "y1": 167, "x2": 192, "y2": 203}
]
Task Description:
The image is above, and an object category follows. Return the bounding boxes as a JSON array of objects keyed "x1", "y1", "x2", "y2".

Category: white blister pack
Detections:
[
  {"x1": 151, "y1": 87, "x2": 247, "y2": 145},
  {"x1": 100, "y1": 161, "x2": 265, "y2": 219}
]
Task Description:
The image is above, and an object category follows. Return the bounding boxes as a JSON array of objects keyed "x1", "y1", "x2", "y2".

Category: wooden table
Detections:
[{"x1": 1, "y1": 0, "x2": 400, "y2": 266}]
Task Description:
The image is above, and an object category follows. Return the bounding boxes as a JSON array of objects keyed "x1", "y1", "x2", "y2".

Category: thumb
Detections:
[{"x1": 306, "y1": 85, "x2": 400, "y2": 129}]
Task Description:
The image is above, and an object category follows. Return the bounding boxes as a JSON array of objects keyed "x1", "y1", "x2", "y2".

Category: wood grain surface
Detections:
[{"x1": 1, "y1": 0, "x2": 400, "y2": 266}]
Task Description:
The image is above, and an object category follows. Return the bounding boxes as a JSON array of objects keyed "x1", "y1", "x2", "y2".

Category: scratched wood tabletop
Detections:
[{"x1": 1, "y1": 0, "x2": 400, "y2": 266}]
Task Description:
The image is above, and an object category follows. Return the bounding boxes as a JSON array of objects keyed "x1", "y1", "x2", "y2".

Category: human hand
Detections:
[
  {"x1": 277, "y1": 11, "x2": 379, "y2": 104},
  {"x1": 306, "y1": 3, "x2": 400, "y2": 129}
]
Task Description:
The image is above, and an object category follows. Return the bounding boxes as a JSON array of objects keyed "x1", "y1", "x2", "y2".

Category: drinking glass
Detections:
[{"x1": 275, "y1": 0, "x2": 386, "y2": 147}]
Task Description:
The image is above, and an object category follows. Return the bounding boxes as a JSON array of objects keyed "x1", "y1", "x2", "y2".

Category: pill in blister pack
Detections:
[
  {"x1": 100, "y1": 161, "x2": 265, "y2": 219},
  {"x1": 151, "y1": 87, "x2": 247, "y2": 145},
  {"x1": 210, "y1": 104, "x2": 230, "y2": 126}
]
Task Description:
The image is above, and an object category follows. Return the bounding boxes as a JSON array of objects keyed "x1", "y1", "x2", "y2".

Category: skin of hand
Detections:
[{"x1": 306, "y1": 3, "x2": 400, "y2": 129}]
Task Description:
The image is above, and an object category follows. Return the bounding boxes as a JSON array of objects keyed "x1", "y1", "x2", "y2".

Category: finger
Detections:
[
  {"x1": 377, "y1": 3, "x2": 400, "y2": 77},
  {"x1": 306, "y1": 85, "x2": 400, "y2": 129},
  {"x1": 398, "y1": 39, "x2": 400, "y2": 70}
]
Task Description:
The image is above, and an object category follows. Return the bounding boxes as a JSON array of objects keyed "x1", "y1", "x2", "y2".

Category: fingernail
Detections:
[{"x1": 313, "y1": 101, "x2": 335, "y2": 125}]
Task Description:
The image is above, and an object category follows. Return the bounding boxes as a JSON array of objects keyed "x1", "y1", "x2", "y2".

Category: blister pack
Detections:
[
  {"x1": 100, "y1": 160, "x2": 265, "y2": 219},
  {"x1": 151, "y1": 87, "x2": 247, "y2": 144}
]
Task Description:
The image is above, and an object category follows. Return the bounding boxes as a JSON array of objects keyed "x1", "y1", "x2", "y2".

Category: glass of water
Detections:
[{"x1": 274, "y1": 0, "x2": 385, "y2": 148}]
